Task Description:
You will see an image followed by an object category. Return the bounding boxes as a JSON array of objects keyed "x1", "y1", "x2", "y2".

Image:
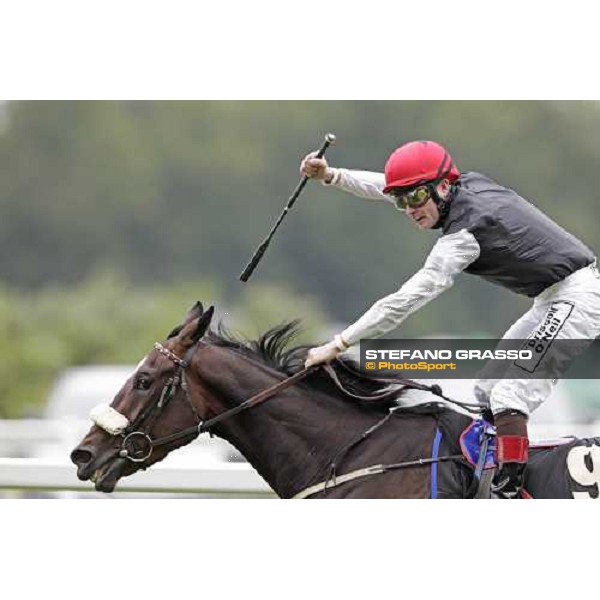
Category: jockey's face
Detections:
[
  {"x1": 405, "y1": 198, "x2": 440, "y2": 229},
  {"x1": 404, "y1": 180, "x2": 450, "y2": 230}
]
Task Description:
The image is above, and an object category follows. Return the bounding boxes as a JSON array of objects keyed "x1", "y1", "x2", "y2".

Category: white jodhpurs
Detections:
[{"x1": 474, "y1": 262, "x2": 600, "y2": 416}]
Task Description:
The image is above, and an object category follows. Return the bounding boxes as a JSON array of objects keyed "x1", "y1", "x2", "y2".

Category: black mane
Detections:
[{"x1": 208, "y1": 321, "x2": 405, "y2": 411}]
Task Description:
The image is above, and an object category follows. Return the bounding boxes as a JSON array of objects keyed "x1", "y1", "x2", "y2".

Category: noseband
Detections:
[{"x1": 93, "y1": 341, "x2": 317, "y2": 464}]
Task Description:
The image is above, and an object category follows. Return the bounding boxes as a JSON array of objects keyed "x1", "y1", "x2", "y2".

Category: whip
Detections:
[{"x1": 239, "y1": 132, "x2": 336, "y2": 282}]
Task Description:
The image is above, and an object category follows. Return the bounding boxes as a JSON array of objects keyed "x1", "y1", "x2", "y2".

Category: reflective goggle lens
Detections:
[{"x1": 391, "y1": 185, "x2": 432, "y2": 210}]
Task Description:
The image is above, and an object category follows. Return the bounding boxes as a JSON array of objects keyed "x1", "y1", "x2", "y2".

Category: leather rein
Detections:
[
  {"x1": 147, "y1": 347, "x2": 321, "y2": 449},
  {"x1": 113, "y1": 342, "x2": 322, "y2": 462}
]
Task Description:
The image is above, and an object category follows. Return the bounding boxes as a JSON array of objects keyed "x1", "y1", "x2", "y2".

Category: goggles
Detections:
[{"x1": 389, "y1": 184, "x2": 435, "y2": 211}]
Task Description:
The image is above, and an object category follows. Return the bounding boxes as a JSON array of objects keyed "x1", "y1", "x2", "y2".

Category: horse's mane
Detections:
[{"x1": 206, "y1": 320, "x2": 408, "y2": 412}]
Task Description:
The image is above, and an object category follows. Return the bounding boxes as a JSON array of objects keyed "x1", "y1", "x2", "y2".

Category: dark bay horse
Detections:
[{"x1": 71, "y1": 302, "x2": 600, "y2": 499}]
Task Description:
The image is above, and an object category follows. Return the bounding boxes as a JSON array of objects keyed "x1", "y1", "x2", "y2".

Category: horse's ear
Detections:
[
  {"x1": 166, "y1": 324, "x2": 184, "y2": 339},
  {"x1": 192, "y1": 305, "x2": 214, "y2": 343},
  {"x1": 168, "y1": 302, "x2": 205, "y2": 339},
  {"x1": 185, "y1": 301, "x2": 204, "y2": 324}
]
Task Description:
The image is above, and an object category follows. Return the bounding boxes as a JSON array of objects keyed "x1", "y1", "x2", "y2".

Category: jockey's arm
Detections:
[
  {"x1": 305, "y1": 229, "x2": 481, "y2": 367},
  {"x1": 300, "y1": 151, "x2": 392, "y2": 203},
  {"x1": 338, "y1": 229, "x2": 481, "y2": 347},
  {"x1": 322, "y1": 168, "x2": 392, "y2": 203}
]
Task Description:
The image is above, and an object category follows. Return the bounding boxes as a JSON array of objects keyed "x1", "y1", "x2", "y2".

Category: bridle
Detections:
[
  {"x1": 113, "y1": 342, "x2": 201, "y2": 463},
  {"x1": 96, "y1": 340, "x2": 318, "y2": 464}
]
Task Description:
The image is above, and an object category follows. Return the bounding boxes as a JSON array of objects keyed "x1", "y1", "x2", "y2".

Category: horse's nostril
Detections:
[{"x1": 71, "y1": 448, "x2": 94, "y2": 466}]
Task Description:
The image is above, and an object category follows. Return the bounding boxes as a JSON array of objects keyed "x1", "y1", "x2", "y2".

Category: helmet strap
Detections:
[{"x1": 430, "y1": 181, "x2": 455, "y2": 229}]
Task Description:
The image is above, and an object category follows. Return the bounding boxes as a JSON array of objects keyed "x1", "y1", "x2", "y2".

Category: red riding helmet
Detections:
[{"x1": 383, "y1": 140, "x2": 461, "y2": 193}]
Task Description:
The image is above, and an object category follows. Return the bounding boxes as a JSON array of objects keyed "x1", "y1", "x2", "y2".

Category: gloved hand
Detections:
[
  {"x1": 491, "y1": 462, "x2": 527, "y2": 499},
  {"x1": 304, "y1": 340, "x2": 341, "y2": 368},
  {"x1": 300, "y1": 151, "x2": 335, "y2": 183}
]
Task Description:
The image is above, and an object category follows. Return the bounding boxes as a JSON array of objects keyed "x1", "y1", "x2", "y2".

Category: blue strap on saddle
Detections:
[
  {"x1": 460, "y1": 419, "x2": 497, "y2": 469},
  {"x1": 430, "y1": 427, "x2": 443, "y2": 499}
]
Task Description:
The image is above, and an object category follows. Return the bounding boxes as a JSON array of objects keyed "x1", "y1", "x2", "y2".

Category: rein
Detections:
[
  {"x1": 327, "y1": 360, "x2": 486, "y2": 414},
  {"x1": 105, "y1": 343, "x2": 319, "y2": 462},
  {"x1": 149, "y1": 363, "x2": 320, "y2": 449}
]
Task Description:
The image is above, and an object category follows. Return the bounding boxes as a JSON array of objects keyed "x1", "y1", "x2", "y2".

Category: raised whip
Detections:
[{"x1": 239, "y1": 132, "x2": 336, "y2": 282}]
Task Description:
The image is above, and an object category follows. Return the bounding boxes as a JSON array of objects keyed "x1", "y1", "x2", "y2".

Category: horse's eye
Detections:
[{"x1": 134, "y1": 375, "x2": 152, "y2": 391}]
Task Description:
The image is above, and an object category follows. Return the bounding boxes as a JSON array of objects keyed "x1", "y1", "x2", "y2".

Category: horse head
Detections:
[{"x1": 71, "y1": 301, "x2": 217, "y2": 493}]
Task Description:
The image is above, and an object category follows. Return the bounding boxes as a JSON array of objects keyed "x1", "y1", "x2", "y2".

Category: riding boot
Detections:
[{"x1": 492, "y1": 410, "x2": 529, "y2": 499}]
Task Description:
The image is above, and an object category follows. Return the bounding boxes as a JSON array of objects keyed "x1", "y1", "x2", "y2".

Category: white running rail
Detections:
[{"x1": 0, "y1": 458, "x2": 275, "y2": 496}]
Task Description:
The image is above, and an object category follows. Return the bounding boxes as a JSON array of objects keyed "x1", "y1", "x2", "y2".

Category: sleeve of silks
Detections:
[
  {"x1": 339, "y1": 229, "x2": 481, "y2": 346},
  {"x1": 323, "y1": 168, "x2": 392, "y2": 203}
]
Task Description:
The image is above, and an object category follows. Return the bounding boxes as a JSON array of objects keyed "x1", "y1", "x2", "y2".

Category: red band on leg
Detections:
[{"x1": 497, "y1": 435, "x2": 529, "y2": 463}]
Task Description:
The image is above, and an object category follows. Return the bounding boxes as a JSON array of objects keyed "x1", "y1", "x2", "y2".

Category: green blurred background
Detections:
[{"x1": 1, "y1": 100, "x2": 600, "y2": 418}]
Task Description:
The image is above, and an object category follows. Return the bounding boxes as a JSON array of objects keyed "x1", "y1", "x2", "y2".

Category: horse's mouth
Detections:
[{"x1": 91, "y1": 457, "x2": 129, "y2": 493}]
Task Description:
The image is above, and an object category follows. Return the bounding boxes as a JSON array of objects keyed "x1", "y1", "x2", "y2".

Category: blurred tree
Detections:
[
  {"x1": 0, "y1": 272, "x2": 331, "y2": 418},
  {"x1": 1, "y1": 100, "x2": 599, "y2": 350}
]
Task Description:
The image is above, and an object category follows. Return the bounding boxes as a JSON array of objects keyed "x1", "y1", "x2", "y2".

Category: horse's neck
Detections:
[{"x1": 194, "y1": 348, "x2": 387, "y2": 498}]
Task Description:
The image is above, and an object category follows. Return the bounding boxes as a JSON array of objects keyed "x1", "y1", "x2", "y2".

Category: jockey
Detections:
[{"x1": 301, "y1": 140, "x2": 600, "y2": 498}]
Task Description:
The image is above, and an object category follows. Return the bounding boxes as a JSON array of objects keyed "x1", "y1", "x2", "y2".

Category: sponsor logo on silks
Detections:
[
  {"x1": 567, "y1": 443, "x2": 600, "y2": 499},
  {"x1": 513, "y1": 301, "x2": 574, "y2": 373}
]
